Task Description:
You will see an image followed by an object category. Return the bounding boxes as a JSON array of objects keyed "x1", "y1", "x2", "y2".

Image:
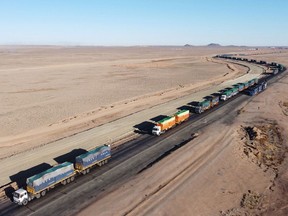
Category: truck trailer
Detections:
[
  {"x1": 75, "y1": 144, "x2": 111, "y2": 175},
  {"x1": 209, "y1": 95, "x2": 220, "y2": 107},
  {"x1": 152, "y1": 116, "x2": 176, "y2": 136},
  {"x1": 152, "y1": 110, "x2": 189, "y2": 136},
  {"x1": 174, "y1": 110, "x2": 189, "y2": 124},
  {"x1": 194, "y1": 100, "x2": 211, "y2": 113},
  {"x1": 220, "y1": 89, "x2": 233, "y2": 101},
  {"x1": 13, "y1": 162, "x2": 76, "y2": 205},
  {"x1": 13, "y1": 144, "x2": 111, "y2": 206}
]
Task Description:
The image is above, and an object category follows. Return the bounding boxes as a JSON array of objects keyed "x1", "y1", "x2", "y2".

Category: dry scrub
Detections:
[{"x1": 240, "y1": 121, "x2": 286, "y2": 172}]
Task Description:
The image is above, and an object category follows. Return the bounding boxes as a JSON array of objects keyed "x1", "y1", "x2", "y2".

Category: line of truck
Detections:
[
  {"x1": 216, "y1": 54, "x2": 284, "y2": 75},
  {"x1": 13, "y1": 144, "x2": 111, "y2": 205},
  {"x1": 11, "y1": 55, "x2": 285, "y2": 207},
  {"x1": 150, "y1": 56, "x2": 284, "y2": 134}
]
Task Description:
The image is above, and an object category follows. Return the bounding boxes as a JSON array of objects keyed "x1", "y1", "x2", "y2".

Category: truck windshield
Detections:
[{"x1": 13, "y1": 192, "x2": 19, "y2": 198}]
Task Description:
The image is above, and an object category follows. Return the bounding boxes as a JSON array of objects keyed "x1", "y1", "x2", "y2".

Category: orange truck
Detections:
[
  {"x1": 174, "y1": 110, "x2": 189, "y2": 124},
  {"x1": 152, "y1": 110, "x2": 189, "y2": 136}
]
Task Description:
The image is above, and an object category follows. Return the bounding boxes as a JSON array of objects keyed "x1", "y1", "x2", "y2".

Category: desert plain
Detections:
[{"x1": 0, "y1": 46, "x2": 288, "y2": 215}]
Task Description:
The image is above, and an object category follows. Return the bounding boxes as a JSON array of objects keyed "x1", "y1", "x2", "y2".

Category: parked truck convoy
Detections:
[
  {"x1": 152, "y1": 110, "x2": 189, "y2": 136},
  {"x1": 13, "y1": 144, "x2": 111, "y2": 205},
  {"x1": 10, "y1": 55, "x2": 284, "y2": 207}
]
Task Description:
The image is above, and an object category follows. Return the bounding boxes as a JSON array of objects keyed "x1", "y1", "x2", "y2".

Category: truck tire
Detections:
[
  {"x1": 36, "y1": 193, "x2": 41, "y2": 199},
  {"x1": 82, "y1": 170, "x2": 87, "y2": 175},
  {"x1": 22, "y1": 199, "x2": 28, "y2": 206},
  {"x1": 70, "y1": 176, "x2": 75, "y2": 182},
  {"x1": 86, "y1": 168, "x2": 90, "y2": 173},
  {"x1": 62, "y1": 180, "x2": 67, "y2": 185},
  {"x1": 41, "y1": 190, "x2": 46, "y2": 197},
  {"x1": 98, "y1": 162, "x2": 102, "y2": 167},
  {"x1": 67, "y1": 178, "x2": 71, "y2": 184}
]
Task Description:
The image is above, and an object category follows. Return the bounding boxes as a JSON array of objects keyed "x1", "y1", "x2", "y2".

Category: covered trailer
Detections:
[
  {"x1": 194, "y1": 100, "x2": 211, "y2": 113},
  {"x1": 174, "y1": 110, "x2": 189, "y2": 124},
  {"x1": 75, "y1": 144, "x2": 111, "y2": 174},
  {"x1": 26, "y1": 162, "x2": 75, "y2": 195},
  {"x1": 209, "y1": 95, "x2": 220, "y2": 107},
  {"x1": 243, "y1": 82, "x2": 249, "y2": 89},
  {"x1": 220, "y1": 89, "x2": 233, "y2": 101},
  {"x1": 248, "y1": 78, "x2": 258, "y2": 87},
  {"x1": 234, "y1": 83, "x2": 244, "y2": 92},
  {"x1": 152, "y1": 116, "x2": 176, "y2": 136},
  {"x1": 231, "y1": 87, "x2": 239, "y2": 96},
  {"x1": 13, "y1": 162, "x2": 75, "y2": 205}
]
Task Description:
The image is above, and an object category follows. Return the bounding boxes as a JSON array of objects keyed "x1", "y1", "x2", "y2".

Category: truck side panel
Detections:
[
  {"x1": 175, "y1": 110, "x2": 189, "y2": 124},
  {"x1": 159, "y1": 116, "x2": 176, "y2": 130},
  {"x1": 75, "y1": 145, "x2": 111, "y2": 171},
  {"x1": 26, "y1": 162, "x2": 75, "y2": 194}
]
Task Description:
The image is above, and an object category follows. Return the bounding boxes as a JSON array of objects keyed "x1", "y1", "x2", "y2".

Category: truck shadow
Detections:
[
  {"x1": 54, "y1": 148, "x2": 87, "y2": 164},
  {"x1": 150, "y1": 115, "x2": 168, "y2": 122},
  {"x1": 9, "y1": 163, "x2": 52, "y2": 189},
  {"x1": 188, "y1": 101, "x2": 199, "y2": 107},
  {"x1": 133, "y1": 121, "x2": 155, "y2": 134},
  {"x1": 4, "y1": 186, "x2": 15, "y2": 201},
  {"x1": 211, "y1": 93, "x2": 221, "y2": 97},
  {"x1": 177, "y1": 105, "x2": 193, "y2": 112}
]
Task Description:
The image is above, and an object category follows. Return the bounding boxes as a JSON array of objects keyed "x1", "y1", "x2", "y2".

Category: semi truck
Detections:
[
  {"x1": 13, "y1": 162, "x2": 76, "y2": 205},
  {"x1": 194, "y1": 100, "x2": 211, "y2": 113},
  {"x1": 247, "y1": 81, "x2": 267, "y2": 96},
  {"x1": 13, "y1": 144, "x2": 111, "y2": 205},
  {"x1": 152, "y1": 116, "x2": 176, "y2": 136},
  {"x1": 152, "y1": 110, "x2": 189, "y2": 136},
  {"x1": 234, "y1": 83, "x2": 244, "y2": 92},
  {"x1": 220, "y1": 89, "x2": 233, "y2": 101},
  {"x1": 231, "y1": 87, "x2": 239, "y2": 96}
]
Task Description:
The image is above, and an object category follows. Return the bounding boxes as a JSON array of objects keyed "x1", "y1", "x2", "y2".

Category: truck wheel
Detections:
[
  {"x1": 41, "y1": 190, "x2": 46, "y2": 197},
  {"x1": 70, "y1": 176, "x2": 75, "y2": 182},
  {"x1": 98, "y1": 162, "x2": 102, "y2": 167},
  {"x1": 86, "y1": 168, "x2": 90, "y2": 173},
  {"x1": 36, "y1": 193, "x2": 41, "y2": 199},
  {"x1": 82, "y1": 170, "x2": 87, "y2": 175},
  {"x1": 62, "y1": 180, "x2": 67, "y2": 185},
  {"x1": 67, "y1": 178, "x2": 71, "y2": 184},
  {"x1": 105, "y1": 159, "x2": 108, "y2": 164},
  {"x1": 22, "y1": 199, "x2": 28, "y2": 206}
]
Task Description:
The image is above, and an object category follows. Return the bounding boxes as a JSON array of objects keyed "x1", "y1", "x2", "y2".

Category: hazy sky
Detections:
[{"x1": 0, "y1": 0, "x2": 287, "y2": 46}]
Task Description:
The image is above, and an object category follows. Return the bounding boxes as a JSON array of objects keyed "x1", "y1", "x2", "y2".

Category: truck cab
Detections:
[
  {"x1": 220, "y1": 94, "x2": 227, "y2": 101},
  {"x1": 194, "y1": 106, "x2": 202, "y2": 114},
  {"x1": 13, "y1": 188, "x2": 29, "y2": 205},
  {"x1": 152, "y1": 125, "x2": 161, "y2": 136}
]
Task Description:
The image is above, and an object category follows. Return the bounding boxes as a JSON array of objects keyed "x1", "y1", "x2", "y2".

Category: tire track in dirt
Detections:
[{"x1": 123, "y1": 128, "x2": 233, "y2": 216}]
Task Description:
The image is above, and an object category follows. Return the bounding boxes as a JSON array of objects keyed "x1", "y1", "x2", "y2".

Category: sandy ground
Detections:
[
  {"x1": 78, "y1": 52, "x2": 288, "y2": 216},
  {"x1": 0, "y1": 46, "x2": 248, "y2": 157}
]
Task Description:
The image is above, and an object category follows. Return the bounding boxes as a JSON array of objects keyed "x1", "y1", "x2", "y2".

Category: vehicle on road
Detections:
[
  {"x1": 13, "y1": 144, "x2": 111, "y2": 205},
  {"x1": 152, "y1": 110, "x2": 189, "y2": 136},
  {"x1": 194, "y1": 100, "x2": 211, "y2": 113},
  {"x1": 220, "y1": 89, "x2": 233, "y2": 101}
]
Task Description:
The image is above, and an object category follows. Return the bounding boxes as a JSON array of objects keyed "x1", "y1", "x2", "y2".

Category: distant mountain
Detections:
[
  {"x1": 184, "y1": 44, "x2": 193, "y2": 47},
  {"x1": 207, "y1": 43, "x2": 221, "y2": 47}
]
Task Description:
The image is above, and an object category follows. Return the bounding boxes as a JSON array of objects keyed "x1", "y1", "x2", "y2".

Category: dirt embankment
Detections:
[{"x1": 221, "y1": 121, "x2": 288, "y2": 216}]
